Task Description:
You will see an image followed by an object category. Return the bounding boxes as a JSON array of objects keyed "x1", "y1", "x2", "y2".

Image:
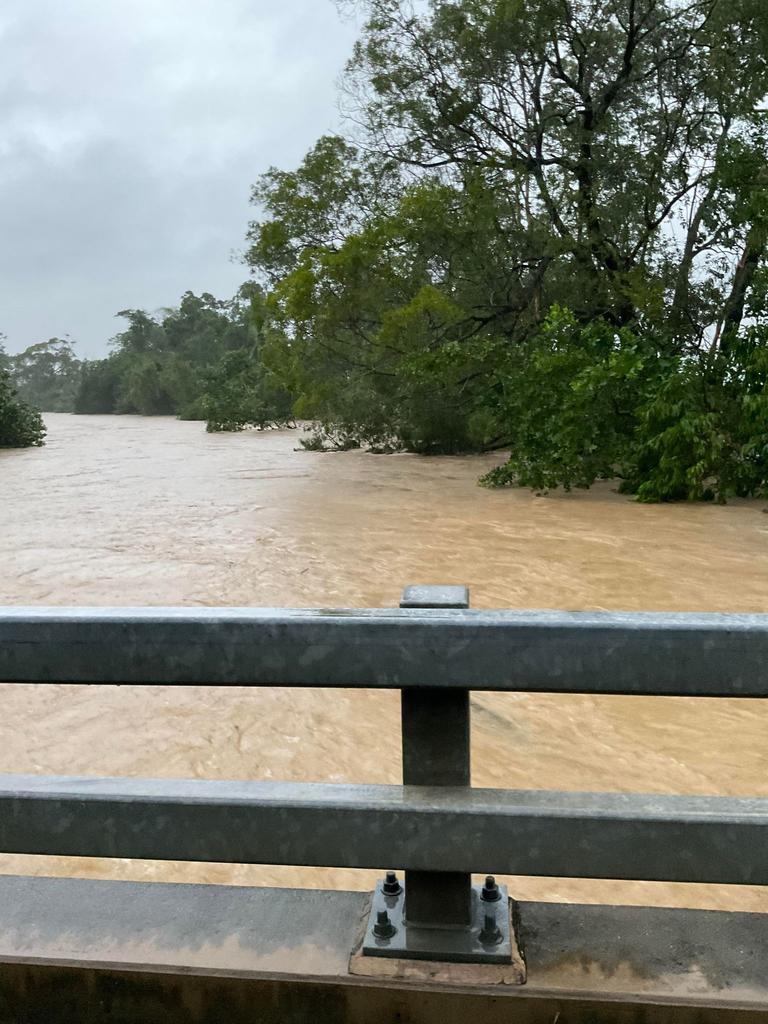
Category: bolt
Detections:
[
  {"x1": 373, "y1": 909, "x2": 397, "y2": 940},
  {"x1": 481, "y1": 875, "x2": 501, "y2": 902},
  {"x1": 382, "y1": 870, "x2": 402, "y2": 896},
  {"x1": 479, "y1": 911, "x2": 502, "y2": 946}
]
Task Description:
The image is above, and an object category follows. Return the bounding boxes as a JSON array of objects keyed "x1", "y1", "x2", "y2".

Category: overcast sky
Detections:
[{"x1": 0, "y1": 1, "x2": 359, "y2": 357}]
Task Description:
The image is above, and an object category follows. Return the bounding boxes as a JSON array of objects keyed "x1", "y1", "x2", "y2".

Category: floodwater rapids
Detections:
[{"x1": 1, "y1": 413, "x2": 767, "y2": 911}]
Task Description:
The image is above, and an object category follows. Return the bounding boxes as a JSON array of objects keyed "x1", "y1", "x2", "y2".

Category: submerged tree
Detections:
[
  {"x1": 202, "y1": 348, "x2": 295, "y2": 432},
  {"x1": 0, "y1": 368, "x2": 45, "y2": 448}
]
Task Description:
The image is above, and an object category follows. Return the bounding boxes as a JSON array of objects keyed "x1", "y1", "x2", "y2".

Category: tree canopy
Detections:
[
  {"x1": 74, "y1": 291, "x2": 255, "y2": 417},
  {"x1": 72, "y1": 287, "x2": 293, "y2": 430},
  {"x1": 8, "y1": 338, "x2": 82, "y2": 412},
  {"x1": 0, "y1": 341, "x2": 45, "y2": 448},
  {"x1": 245, "y1": 0, "x2": 768, "y2": 499},
  {"x1": 2, "y1": 288, "x2": 295, "y2": 437}
]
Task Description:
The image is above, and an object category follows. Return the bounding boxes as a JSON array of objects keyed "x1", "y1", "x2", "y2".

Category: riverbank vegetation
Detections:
[
  {"x1": 4, "y1": 289, "x2": 294, "y2": 433},
  {"x1": 73, "y1": 286, "x2": 292, "y2": 429},
  {"x1": 0, "y1": 345, "x2": 45, "y2": 448},
  {"x1": 243, "y1": 0, "x2": 768, "y2": 502},
  {"x1": 4, "y1": 1, "x2": 768, "y2": 500}
]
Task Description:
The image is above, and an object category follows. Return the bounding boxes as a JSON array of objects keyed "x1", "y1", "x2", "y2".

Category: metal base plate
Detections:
[{"x1": 361, "y1": 880, "x2": 512, "y2": 964}]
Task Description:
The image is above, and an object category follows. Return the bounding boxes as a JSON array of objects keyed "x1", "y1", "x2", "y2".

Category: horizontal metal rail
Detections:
[
  {"x1": 2, "y1": 775, "x2": 767, "y2": 884},
  {"x1": 2, "y1": 606, "x2": 768, "y2": 695}
]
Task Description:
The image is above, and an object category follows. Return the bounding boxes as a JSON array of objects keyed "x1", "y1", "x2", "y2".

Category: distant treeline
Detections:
[{"x1": 0, "y1": 285, "x2": 294, "y2": 436}]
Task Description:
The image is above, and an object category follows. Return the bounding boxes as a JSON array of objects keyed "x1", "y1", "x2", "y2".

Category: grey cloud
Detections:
[{"x1": 0, "y1": 0, "x2": 358, "y2": 356}]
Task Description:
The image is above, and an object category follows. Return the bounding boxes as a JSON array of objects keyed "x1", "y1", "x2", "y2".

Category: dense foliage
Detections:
[
  {"x1": 0, "y1": 355, "x2": 45, "y2": 448},
  {"x1": 72, "y1": 286, "x2": 290, "y2": 425},
  {"x1": 7, "y1": 338, "x2": 82, "y2": 412},
  {"x1": 243, "y1": 0, "x2": 768, "y2": 500},
  {"x1": 2, "y1": 288, "x2": 295, "y2": 435}
]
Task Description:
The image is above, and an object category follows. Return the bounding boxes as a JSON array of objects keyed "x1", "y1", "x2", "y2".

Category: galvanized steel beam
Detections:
[
  {"x1": 2, "y1": 606, "x2": 768, "y2": 694},
  {"x1": 1, "y1": 775, "x2": 767, "y2": 884},
  {"x1": 399, "y1": 584, "x2": 473, "y2": 935}
]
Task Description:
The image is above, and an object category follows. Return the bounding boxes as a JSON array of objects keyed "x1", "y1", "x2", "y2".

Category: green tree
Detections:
[
  {"x1": 245, "y1": 0, "x2": 768, "y2": 499},
  {"x1": 629, "y1": 330, "x2": 768, "y2": 501},
  {"x1": 0, "y1": 368, "x2": 45, "y2": 448},
  {"x1": 71, "y1": 288, "x2": 287, "y2": 424},
  {"x1": 9, "y1": 338, "x2": 82, "y2": 412},
  {"x1": 161, "y1": 289, "x2": 257, "y2": 418},
  {"x1": 74, "y1": 358, "x2": 123, "y2": 414},
  {"x1": 202, "y1": 348, "x2": 294, "y2": 432},
  {"x1": 345, "y1": 0, "x2": 768, "y2": 335}
]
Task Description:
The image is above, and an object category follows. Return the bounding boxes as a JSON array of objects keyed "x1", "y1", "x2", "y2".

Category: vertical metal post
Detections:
[
  {"x1": 361, "y1": 585, "x2": 514, "y2": 963},
  {"x1": 400, "y1": 584, "x2": 472, "y2": 929}
]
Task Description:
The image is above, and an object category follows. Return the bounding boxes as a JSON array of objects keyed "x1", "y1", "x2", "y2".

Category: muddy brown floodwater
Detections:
[{"x1": 1, "y1": 413, "x2": 767, "y2": 911}]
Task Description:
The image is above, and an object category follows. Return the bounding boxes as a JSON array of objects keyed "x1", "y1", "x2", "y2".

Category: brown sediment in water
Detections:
[{"x1": 1, "y1": 413, "x2": 767, "y2": 912}]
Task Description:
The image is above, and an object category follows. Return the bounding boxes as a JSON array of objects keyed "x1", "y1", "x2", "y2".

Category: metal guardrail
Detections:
[
  {"x1": 1, "y1": 585, "x2": 767, "y2": 967},
  {"x1": 1, "y1": 776, "x2": 767, "y2": 884},
  {"x1": 3, "y1": 605, "x2": 768, "y2": 695}
]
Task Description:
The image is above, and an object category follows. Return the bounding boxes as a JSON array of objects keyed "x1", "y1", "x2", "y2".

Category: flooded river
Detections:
[{"x1": 1, "y1": 413, "x2": 767, "y2": 911}]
